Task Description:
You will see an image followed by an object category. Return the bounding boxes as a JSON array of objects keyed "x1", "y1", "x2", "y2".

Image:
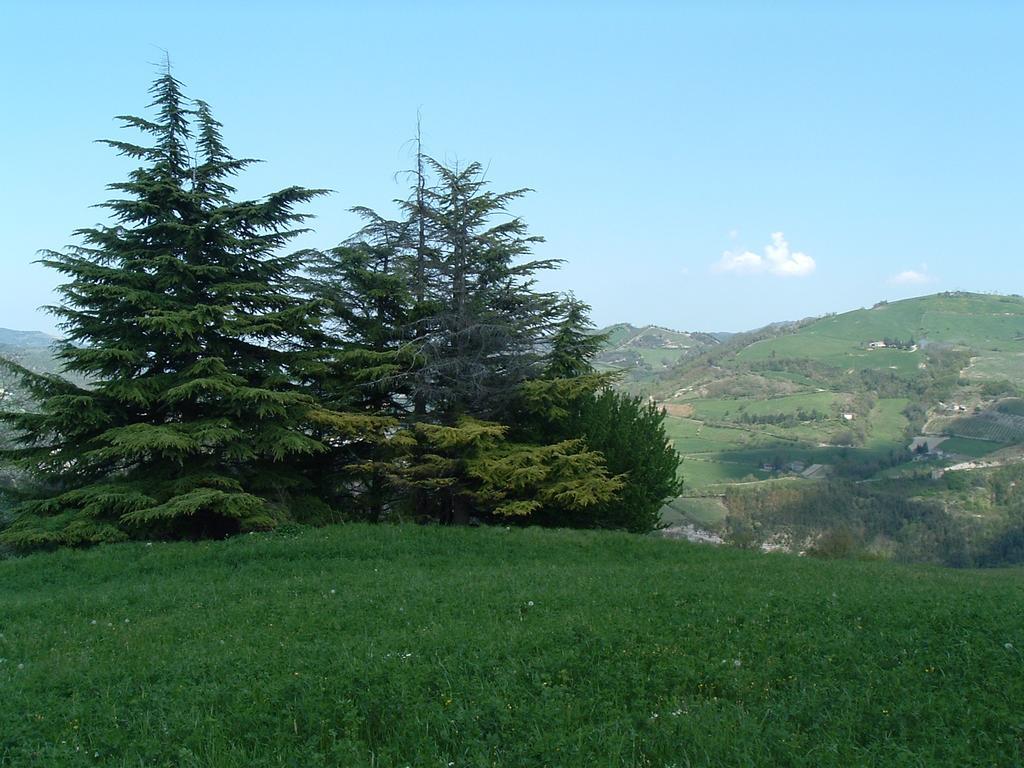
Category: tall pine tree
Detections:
[
  {"x1": 309, "y1": 154, "x2": 623, "y2": 525},
  {"x1": 408, "y1": 158, "x2": 562, "y2": 422},
  {"x1": 0, "y1": 71, "x2": 346, "y2": 547}
]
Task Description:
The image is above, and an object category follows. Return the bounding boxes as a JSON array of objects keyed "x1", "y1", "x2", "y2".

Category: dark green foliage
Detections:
[
  {"x1": 2, "y1": 73, "x2": 688, "y2": 543},
  {"x1": 982, "y1": 380, "x2": 1021, "y2": 398},
  {"x1": 978, "y1": 512, "x2": 1024, "y2": 566},
  {"x1": 544, "y1": 295, "x2": 608, "y2": 379},
  {"x1": 568, "y1": 389, "x2": 681, "y2": 532},
  {"x1": 310, "y1": 158, "x2": 627, "y2": 527},
  {"x1": 405, "y1": 158, "x2": 562, "y2": 422},
  {"x1": 399, "y1": 418, "x2": 621, "y2": 524},
  {"x1": 0, "y1": 72, "x2": 343, "y2": 547},
  {"x1": 303, "y1": 210, "x2": 416, "y2": 521},
  {"x1": 515, "y1": 299, "x2": 681, "y2": 532}
]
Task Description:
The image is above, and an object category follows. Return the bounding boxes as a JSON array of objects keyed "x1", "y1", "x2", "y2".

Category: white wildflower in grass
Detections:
[
  {"x1": 90, "y1": 620, "x2": 97, "y2": 625},
  {"x1": 1005, "y1": 643, "x2": 1014, "y2": 650},
  {"x1": 527, "y1": 601, "x2": 535, "y2": 607},
  {"x1": 329, "y1": 589, "x2": 336, "y2": 595},
  {"x1": 733, "y1": 659, "x2": 742, "y2": 668}
]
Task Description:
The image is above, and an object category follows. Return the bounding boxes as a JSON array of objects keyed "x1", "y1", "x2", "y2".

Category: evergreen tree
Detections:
[
  {"x1": 0, "y1": 71, "x2": 347, "y2": 547},
  {"x1": 517, "y1": 298, "x2": 681, "y2": 532},
  {"x1": 410, "y1": 158, "x2": 562, "y2": 422},
  {"x1": 303, "y1": 208, "x2": 415, "y2": 521},
  {"x1": 565, "y1": 390, "x2": 681, "y2": 532},
  {"x1": 545, "y1": 294, "x2": 609, "y2": 379},
  {"x1": 312, "y1": 157, "x2": 623, "y2": 525}
]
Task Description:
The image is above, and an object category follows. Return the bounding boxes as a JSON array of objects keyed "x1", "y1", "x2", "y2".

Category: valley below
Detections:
[{"x1": 598, "y1": 292, "x2": 1024, "y2": 565}]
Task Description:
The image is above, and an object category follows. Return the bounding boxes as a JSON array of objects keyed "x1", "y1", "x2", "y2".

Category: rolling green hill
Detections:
[
  {"x1": 616, "y1": 293, "x2": 1024, "y2": 542},
  {"x1": 735, "y1": 292, "x2": 1024, "y2": 377},
  {"x1": 2, "y1": 524, "x2": 1022, "y2": 767},
  {"x1": 593, "y1": 323, "x2": 722, "y2": 386}
]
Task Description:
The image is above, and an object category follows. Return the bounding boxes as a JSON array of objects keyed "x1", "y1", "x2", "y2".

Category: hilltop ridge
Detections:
[{"x1": 0, "y1": 328, "x2": 56, "y2": 349}]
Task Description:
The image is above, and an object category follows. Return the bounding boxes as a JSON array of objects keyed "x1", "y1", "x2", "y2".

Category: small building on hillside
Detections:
[
  {"x1": 908, "y1": 436, "x2": 948, "y2": 454},
  {"x1": 801, "y1": 463, "x2": 832, "y2": 480},
  {"x1": 868, "y1": 341, "x2": 887, "y2": 349}
]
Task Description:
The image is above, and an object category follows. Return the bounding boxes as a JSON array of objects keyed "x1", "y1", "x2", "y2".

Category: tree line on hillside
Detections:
[
  {"x1": 723, "y1": 481, "x2": 971, "y2": 566},
  {"x1": 0, "y1": 71, "x2": 680, "y2": 550},
  {"x1": 720, "y1": 464, "x2": 1024, "y2": 567}
]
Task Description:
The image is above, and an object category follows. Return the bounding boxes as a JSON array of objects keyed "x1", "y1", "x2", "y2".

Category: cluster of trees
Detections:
[
  {"x1": 873, "y1": 337, "x2": 916, "y2": 350},
  {"x1": 735, "y1": 408, "x2": 826, "y2": 426},
  {"x1": 0, "y1": 72, "x2": 679, "y2": 549},
  {"x1": 722, "y1": 466, "x2": 1024, "y2": 567},
  {"x1": 723, "y1": 481, "x2": 971, "y2": 566}
]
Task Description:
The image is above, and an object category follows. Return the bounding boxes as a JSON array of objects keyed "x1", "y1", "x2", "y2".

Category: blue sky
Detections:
[{"x1": 2, "y1": 1, "x2": 1022, "y2": 334}]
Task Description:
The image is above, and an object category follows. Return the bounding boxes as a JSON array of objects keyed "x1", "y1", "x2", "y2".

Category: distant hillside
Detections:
[
  {"x1": 0, "y1": 328, "x2": 56, "y2": 349},
  {"x1": 0, "y1": 329, "x2": 65, "y2": 417},
  {"x1": 593, "y1": 323, "x2": 722, "y2": 386},
  {"x1": 733, "y1": 292, "x2": 1024, "y2": 380},
  {"x1": 617, "y1": 293, "x2": 1024, "y2": 539},
  {"x1": 653, "y1": 292, "x2": 1024, "y2": 403}
]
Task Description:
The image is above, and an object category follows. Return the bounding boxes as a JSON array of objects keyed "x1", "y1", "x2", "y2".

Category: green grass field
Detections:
[
  {"x1": 679, "y1": 457, "x2": 769, "y2": 487},
  {"x1": 864, "y1": 397, "x2": 910, "y2": 448},
  {"x1": 666, "y1": 394, "x2": 910, "y2": 490},
  {"x1": 1, "y1": 525, "x2": 1022, "y2": 767},
  {"x1": 663, "y1": 417, "x2": 754, "y2": 454},
  {"x1": 940, "y1": 436, "x2": 1002, "y2": 458},
  {"x1": 688, "y1": 391, "x2": 844, "y2": 421},
  {"x1": 660, "y1": 496, "x2": 729, "y2": 528},
  {"x1": 969, "y1": 351, "x2": 1024, "y2": 381}
]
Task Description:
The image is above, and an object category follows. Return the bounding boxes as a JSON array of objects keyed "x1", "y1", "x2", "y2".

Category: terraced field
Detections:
[
  {"x1": 666, "y1": 395, "x2": 910, "y2": 492},
  {"x1": 930, "y1": 411, "x2": 1024, "y2": 444}
]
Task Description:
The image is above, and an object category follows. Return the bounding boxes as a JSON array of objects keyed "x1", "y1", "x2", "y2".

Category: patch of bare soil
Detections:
[{"x1": 661, "y1": 403, "x2": 695, "y2": 417}]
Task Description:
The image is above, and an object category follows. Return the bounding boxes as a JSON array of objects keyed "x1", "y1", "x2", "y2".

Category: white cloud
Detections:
[
  {"x1": 888, "y1": 268, "x2": 935, "y2": 285},
  {"x1": 714, "y1": 232, "x2": 815, "y2": 277}
]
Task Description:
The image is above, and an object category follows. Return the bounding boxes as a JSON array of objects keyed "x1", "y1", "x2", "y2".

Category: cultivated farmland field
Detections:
[{"x1": 930, "y1": 412, "x2": 1024, "y2": 444}]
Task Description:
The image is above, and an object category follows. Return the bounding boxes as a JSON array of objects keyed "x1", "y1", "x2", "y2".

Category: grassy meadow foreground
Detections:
[{"x1": 2, "y1": 525, "x2": 1022, "y2": 767}]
